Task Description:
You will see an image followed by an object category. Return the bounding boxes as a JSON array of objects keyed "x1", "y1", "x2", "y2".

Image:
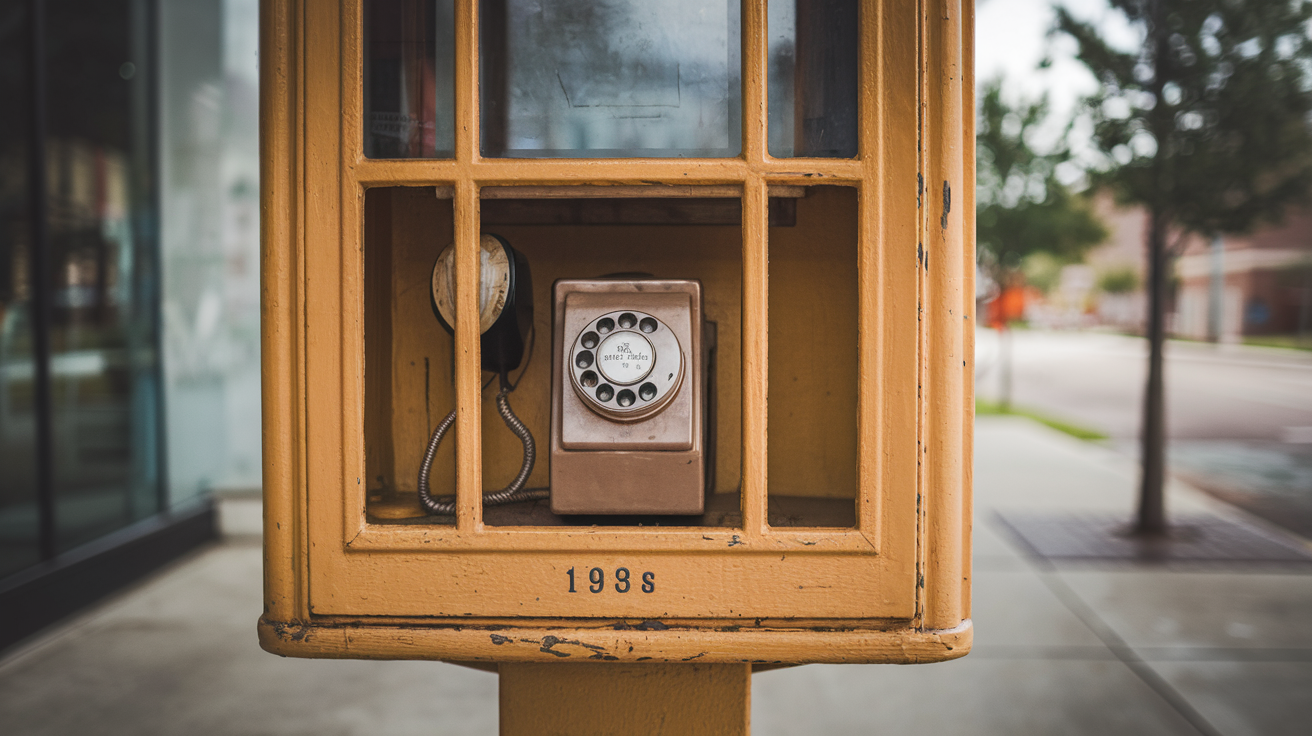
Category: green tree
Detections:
[
  {"x1": 977, "y1": 78, "x2": 1107, "y2": 407},
  {"x1": 977, "y1": 79, "x2": 1107, "y2": 284},
  {"x1": 1056, "y1": 0, "x2": 1312, "y2": 535}
]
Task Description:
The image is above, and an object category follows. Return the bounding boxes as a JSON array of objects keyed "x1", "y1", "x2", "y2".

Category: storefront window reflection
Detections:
[
  {"x1": 0, "y1": 2, "x2": 40, "y2": 578},
  {"x1": 44, "y1": 0, "x2": 161, "y2": 551}
]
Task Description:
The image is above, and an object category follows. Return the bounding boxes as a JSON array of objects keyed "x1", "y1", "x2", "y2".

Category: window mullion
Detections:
[
  {"x1": 454, "y1": 0, "x2": 478, "y2": 165},
  {"x1": 740, "y1": 176, "x2": 769, "y2": 536}
]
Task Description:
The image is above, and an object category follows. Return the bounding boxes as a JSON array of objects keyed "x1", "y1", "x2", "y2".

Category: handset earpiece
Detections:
[{"x1": 430, "y1": 233, "x2": 533, "y2": 374}]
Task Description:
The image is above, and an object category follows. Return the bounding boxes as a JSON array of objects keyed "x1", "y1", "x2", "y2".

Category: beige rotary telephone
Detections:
[{"x1": 422, "y1": 234, "x2": 708, "y2": 517}]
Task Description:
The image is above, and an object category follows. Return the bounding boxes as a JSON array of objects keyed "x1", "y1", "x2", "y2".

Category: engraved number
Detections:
[{"x1": 565, "y1": 566, "x2": 654, "y2": 594}]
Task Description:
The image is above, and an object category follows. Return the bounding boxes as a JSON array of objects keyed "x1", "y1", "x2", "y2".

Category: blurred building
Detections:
[
  {"x1": 0, "y1": 0, "x2": 259, "y2": 651},
  {"x1": 1046, "y1": 192, "x2": 1312, "y2": 343},
  {"x1": 1175, "y1": 210, "x2": 1312, "y2": 342}
]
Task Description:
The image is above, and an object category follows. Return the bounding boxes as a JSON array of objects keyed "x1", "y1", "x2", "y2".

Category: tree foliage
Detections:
[
  {"x1": 976, "y1": 78, "x2": 1108, "y2": 286},
  {"x1": 1055, "y1": 0, "x2": 1312, "y2": 238}
]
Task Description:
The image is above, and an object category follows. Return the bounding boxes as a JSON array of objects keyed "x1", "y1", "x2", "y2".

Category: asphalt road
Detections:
[
  {"x1": 975, "y1": 329, "x2": 1312, "y2": 536},
  {"x1": 975, "y1": 329, "x2": 1312, "y2": 442}
]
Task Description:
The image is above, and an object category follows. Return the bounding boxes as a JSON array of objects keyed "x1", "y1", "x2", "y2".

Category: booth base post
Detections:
[{"x1": 498, "y1": 662, "x2": 751, "y2": 735}]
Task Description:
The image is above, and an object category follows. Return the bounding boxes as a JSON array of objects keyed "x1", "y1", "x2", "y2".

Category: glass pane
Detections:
[
  {"x1": 480, "y1": 0, "x2": 741, "y2": 158},
  {"x1": 768, "y1": 187, "x2": 857, "y2": 527},
  {"x1": 46, "y1": 0, "x2": 162, "y2": 551},
  {"x1": 0, "y1": 2, "x2": 41, "y2": 578},
  {"x1": 768, "y1": 0, "x2": 858, "y2": 158},
  {"x1": 364, "y1": 188, "x2": 456, "y2": 525},
  {"x1": 365, "y1": 0, "x2": 455, "y2": 158}
]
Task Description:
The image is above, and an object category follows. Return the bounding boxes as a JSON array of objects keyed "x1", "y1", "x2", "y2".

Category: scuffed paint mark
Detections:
[
  {"x1": 489, "y1": 634, "x2": 511, "y2": 645},
  {"x1": 941, "y1": 181, "x2": 951, "y2": 229},
  {"x1": 917, "y1": 173, "x2": 924, "y2": 208},
  {"x1": 536, "y1": 635, "x2": 608, "y2": 659},
  {"x1": 728, "y1": 535, "x2": 744, "y2": 547},
  {"x1": 682, "y1": 652, "x2": 708, "y2": 661},
  {"x1": 539, "y1": 635, "x2": 572, "y2": 657},
  {"x1": 636, "y1": 620, "x2": 669, "y2": 631}
]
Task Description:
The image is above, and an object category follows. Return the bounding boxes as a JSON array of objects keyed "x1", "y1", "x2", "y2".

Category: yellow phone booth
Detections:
[{"x1": 259, "y1": 0, "x2": 974, "y2": 731}]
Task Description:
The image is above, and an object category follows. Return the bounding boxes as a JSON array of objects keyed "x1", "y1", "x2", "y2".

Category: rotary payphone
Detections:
[{"x1": 422, "y1": 233, "x2": 711, "y2": 517}]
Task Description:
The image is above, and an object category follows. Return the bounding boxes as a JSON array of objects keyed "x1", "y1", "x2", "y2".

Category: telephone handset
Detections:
[
  {"x1": 418, "y1": 233, "x2": 544, "y2": 515},
  {"x1": 419, "y1": 234, "x2": 708, "y2": 518}
]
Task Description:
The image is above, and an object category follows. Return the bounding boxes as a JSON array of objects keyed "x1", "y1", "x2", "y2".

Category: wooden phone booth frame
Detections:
[{"x1": 259, "y1": 0, "x2": 975, "y2": 667}]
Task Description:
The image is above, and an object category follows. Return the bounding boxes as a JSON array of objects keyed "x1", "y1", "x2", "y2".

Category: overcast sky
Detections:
[{"x1": 976, "y1": 0, "x2": 1142, "y2": 152}]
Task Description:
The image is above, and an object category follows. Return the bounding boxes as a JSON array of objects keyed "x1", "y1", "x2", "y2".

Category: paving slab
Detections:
[
  {"x1": 0, "y1": 543, "x2": 498, "y2": 736},
  {"x1": 751, "y1": 658, "x2": 1199, "y2": 736},
  {"x1": 973, "y1": 516, "x2": 1031, "y2": 571},
  {"x1": 1144, "y1": 661, "x2": 1312, "y2": 736},
  {"x1": 969, "y1": 569, "x2": 1105, "y2": 650},
  {"x1": 1056, "y1": 569, "x2": 1312, "y2": 652}
]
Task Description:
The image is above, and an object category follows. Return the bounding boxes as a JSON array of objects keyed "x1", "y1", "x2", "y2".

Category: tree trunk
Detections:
[{"x1": 1137, "y1": 208, "x2": 1169, "y2": 535}]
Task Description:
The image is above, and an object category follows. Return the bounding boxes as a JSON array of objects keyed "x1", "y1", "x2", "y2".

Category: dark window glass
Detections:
[
  {"x1": 480, "y1": 0, "x2": 741, "y2": 158},
  {"x1": 0, "y1": 2, "x2": 41, "y2": 578},
  {"x1": 768, "y1": 0, "x2": 858, "y2": 158},
  {"x1": 45, "y1": 0, "x2": 162, "y2": 552},
  {"x1": 364, "y1": 0, "x2": 455, "y2": 158}
]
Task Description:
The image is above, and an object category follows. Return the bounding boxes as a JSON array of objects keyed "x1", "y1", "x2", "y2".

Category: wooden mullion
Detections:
[
  {"x1": 740, "y1": 177, "x2": 769, "y2": 537},
  {"x1": 350, "y1": 158, "x2": 863, "y2": 187},
  {"x1": 742, "y1": 0, "x2": 768, "y2": 164},
  {"x1": 454, "y1": 179, "x2": 483, "y2": 530},
  {"x1": 454, "y1": 0, "x2": 478, "y2": 165},
  {"x1": 341, "y1": 0, "x2": 363, "y2": 165}
]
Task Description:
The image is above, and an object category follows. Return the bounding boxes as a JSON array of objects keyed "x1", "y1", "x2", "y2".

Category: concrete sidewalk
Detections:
[{"x1": 2, "y1": 416, "x2": 1309, "y2": 735}]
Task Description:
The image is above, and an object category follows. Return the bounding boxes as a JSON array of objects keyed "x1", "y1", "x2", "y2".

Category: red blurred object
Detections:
[{"x1": 987, "y1": 285, "x2": 1026, "y2": 329}]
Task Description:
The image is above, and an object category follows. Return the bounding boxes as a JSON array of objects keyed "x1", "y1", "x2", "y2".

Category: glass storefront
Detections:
[
  {"x1": 1, "y1": 0, "x2": 164, "y2": 572},
  {"x1": 0, "y1": 1, "x2": 41, "y2": 579}
]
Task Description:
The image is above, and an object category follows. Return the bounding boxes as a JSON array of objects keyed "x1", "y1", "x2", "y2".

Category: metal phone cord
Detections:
[{"x1": 417, "y1": 382, "x2": 546, "y2": 515}]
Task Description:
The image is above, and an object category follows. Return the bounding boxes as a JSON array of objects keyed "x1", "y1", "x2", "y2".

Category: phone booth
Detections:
[{"x1": 260, "y1": 0, "x2": 974, "y2": 731}]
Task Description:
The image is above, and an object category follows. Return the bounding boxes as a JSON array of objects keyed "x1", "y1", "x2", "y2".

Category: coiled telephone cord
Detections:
[{"x1": 417, "y1": 382, "x2": 547, "y2": 516}]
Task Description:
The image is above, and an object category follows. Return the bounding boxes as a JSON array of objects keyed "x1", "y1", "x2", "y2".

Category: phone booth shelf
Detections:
[{"x1": 258, "y1": 0, "x2": 975, "y2": 683}]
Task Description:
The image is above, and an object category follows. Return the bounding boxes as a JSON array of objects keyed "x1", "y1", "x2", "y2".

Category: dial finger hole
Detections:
[
  {"x1": 596, "y1": 317, "x2": 615, "y2": 334},
  {"x1": 638, "y1": 382, "x2": 657, "y2": 401},
  {"x1": 618, "y1": 313, "x2": 637, "y2": 329},
  {"x1": 616, "y1": 389, "x2": 636, "y2": 407},
  {"x1": 580, "y1": 370, "x2": 598, "y2": 388},
  {"x1": 596, "y1": 384, "x2": 615, "y2": 402},
  {"x1": 575, "y1": 350, "x2": 594, "y2": 369},
  {"x1": 581, "y1": 331, "x2": 599, "y2": 349},
  {"x1": 639, "y1": 317, "x2": 657, "y2": 333}
]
